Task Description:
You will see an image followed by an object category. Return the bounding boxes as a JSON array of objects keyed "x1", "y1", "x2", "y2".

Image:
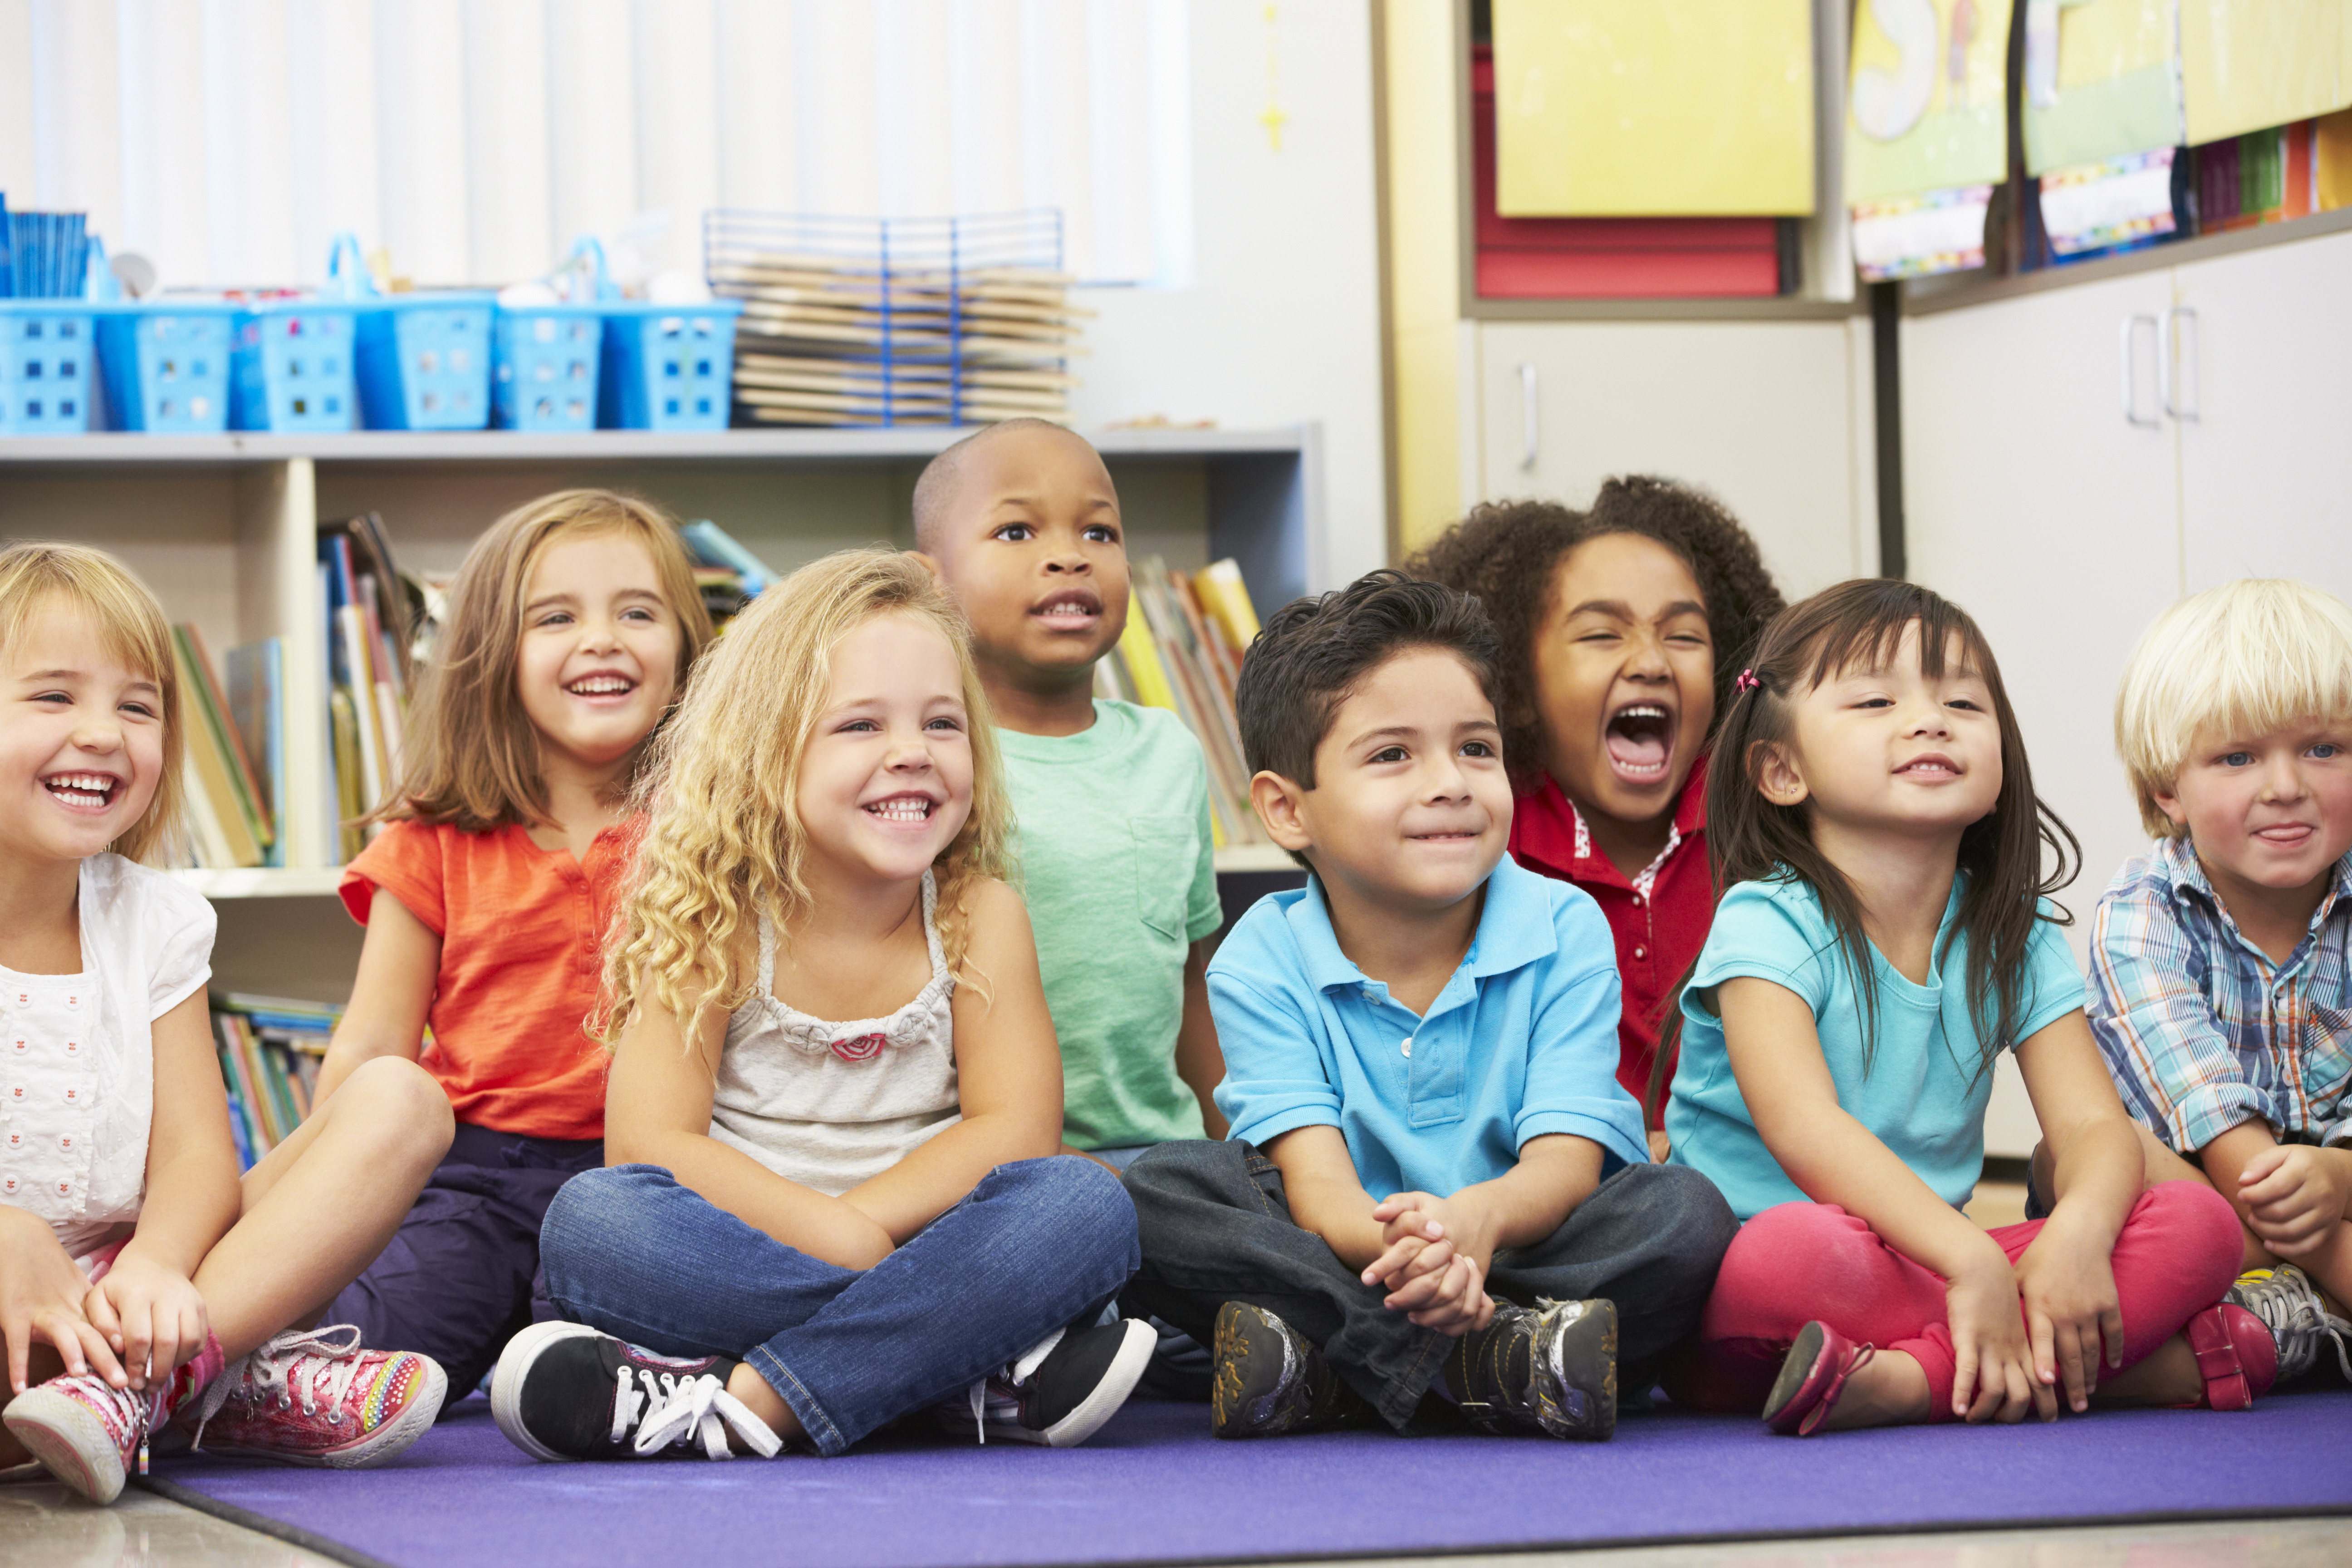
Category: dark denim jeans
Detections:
[
  {"x1": 1121, "y1": 1139, "x2": 1737, "y2": 1432},
  {"x1": 538, "y1": 1155, "x2": 1139, "y2": 1455},
  {"x1": 330, "y1": 1122, "x2": 603, "y2": 1402}
]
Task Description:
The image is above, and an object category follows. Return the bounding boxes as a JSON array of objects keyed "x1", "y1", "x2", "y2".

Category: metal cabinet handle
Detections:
[
  {"x1": 2119, "y1": 315, "x2": 2159, "y2": 429},
  {"x1": 1518, "y1": 362, "x2": 1539, "y2": 471},
  {"x1": 2159, "y1": 306, "x2": 2199, "y2": 422}
]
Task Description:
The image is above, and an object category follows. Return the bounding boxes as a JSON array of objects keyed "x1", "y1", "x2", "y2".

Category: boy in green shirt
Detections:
[{"x1": 914, "y1": 420, "x2": 1228, "y2": 1161}]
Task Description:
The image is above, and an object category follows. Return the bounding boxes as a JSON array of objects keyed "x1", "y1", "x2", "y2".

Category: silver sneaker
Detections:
[{"x1": 2225, "y1": 1264, "x2": 2352, "y2": 1383}]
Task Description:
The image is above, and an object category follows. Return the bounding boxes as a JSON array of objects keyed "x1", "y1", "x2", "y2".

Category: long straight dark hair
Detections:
[{"x1": 1649, "y1": 579, "x2": 2079, "y2": 1116}]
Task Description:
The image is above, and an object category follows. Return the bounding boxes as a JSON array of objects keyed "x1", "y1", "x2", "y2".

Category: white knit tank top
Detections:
[{"x1": 707, "y1": 871, "x2": 961, "y2": 1197}]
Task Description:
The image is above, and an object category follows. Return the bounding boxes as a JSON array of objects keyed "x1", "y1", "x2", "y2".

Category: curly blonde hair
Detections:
[
  {"x1": 0, "y1": 543, "x2": 188, "y2": 865},
  {"x1": 598, "y1": 549, "x2": 1013, "y2": 1049}
]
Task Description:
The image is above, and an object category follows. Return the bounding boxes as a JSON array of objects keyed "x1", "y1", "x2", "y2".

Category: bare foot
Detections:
[
  {"x1": 2093, "y1": 1333, "x2": 2202, "y2": 1407},
  {"x1": 1813, "y1": 1347, "x2": 1933, "y2": 1432}
]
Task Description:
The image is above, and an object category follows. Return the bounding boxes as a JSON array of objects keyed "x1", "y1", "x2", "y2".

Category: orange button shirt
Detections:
[{"x1": 338, "y1": 818, "x2": 637, "y2": 1142}]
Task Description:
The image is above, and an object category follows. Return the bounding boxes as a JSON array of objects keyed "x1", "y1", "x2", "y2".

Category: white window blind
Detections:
[{"x1": 0, "y1": 0, "x2": 1191, "y2": 290}]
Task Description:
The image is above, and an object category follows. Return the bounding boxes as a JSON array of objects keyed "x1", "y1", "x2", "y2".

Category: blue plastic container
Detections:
[
  {"x1": 94, "y1": 299, "x2": 238, "y2": 432},
  {"x1": 492, "y1": 304, "x2": 603, "y2": 431},
  {"x1": 355, "y1": 294, "x2": 495, "y2": 430},
  {"x1": 0, "y1": 302, "x2": 99, "y2": 434},
  {"x1": 229, "y1": 300, "x2": 358, "y2": 431},
  {"x1": 598, "y1": 301, "x2": 741, "y2": 431}
]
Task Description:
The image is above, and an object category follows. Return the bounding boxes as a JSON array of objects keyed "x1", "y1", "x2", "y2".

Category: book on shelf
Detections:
[
  {"x1": 321, "y1": 517, "x2": 416, "y2": 845},
  {"x1": 224, "y1": 638, "x2": 285, "y2": 867},
  {"x1": 678, "y1": 518, "x2": 779, "y2": 627},
  {"x1": 1095, "y1": 558, "x2": 1268, "y2": 848},
  {"x1": 170, "y1": 624, "x2": 273, "y2": 869},
  {"x1": 210, "y1": 993, "x2": 338, "y2": 1171}
]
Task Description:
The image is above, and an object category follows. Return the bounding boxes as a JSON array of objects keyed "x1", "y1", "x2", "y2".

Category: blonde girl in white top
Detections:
[
  {"x1": 0, "y1": 545, "x2": 451, "y2": 1503},
  {"x1": 492, "y1": 549, "x2": 1149, "y2": 1463}
]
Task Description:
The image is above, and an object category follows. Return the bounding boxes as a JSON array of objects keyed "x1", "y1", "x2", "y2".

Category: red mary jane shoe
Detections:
[
  {"x1": 1762, "y1": 1320, "x2": 1876, "y2": 1436},
  {"x1": 2186, "y1": 1302, "x2": 2277, "y2": 1411}
]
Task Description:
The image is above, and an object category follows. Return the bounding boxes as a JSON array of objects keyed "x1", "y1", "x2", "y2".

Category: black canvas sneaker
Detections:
[
  {"x1": 491, "y1": 1321, "x2": 782, "y2": 1461},
  {"x1": 939, "y1": 1319, "x2": 1156, "y2": 1447},
  {"x1": 1445, "y1": 1296, "x2": 1617, "y2": 1441}
]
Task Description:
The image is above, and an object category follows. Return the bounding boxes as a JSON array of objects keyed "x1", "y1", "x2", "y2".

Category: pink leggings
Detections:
[{"x1": 1662, "y1": 1181, "x2": 2242, "y2": 1418}]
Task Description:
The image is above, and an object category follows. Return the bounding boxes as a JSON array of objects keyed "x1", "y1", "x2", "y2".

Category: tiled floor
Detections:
[{"x1": 5, "y1": 1478, "x2": 2344, "y2": 1568}]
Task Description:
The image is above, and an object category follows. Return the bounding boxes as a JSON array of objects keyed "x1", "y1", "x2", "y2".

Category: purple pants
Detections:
[{"x1": 328, "y1": 1122, "x2": 602, "y2": 1404}]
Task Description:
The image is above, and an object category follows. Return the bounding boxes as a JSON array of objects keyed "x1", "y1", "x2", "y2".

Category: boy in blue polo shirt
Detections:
[{"x1": 1122, "y1": 573, "x2": 1735, "y2": 1441}]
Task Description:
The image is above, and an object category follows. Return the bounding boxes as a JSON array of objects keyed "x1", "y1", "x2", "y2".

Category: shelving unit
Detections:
[{"x1": 3, "y1": 424, "x2": 1324, "y2": 998}]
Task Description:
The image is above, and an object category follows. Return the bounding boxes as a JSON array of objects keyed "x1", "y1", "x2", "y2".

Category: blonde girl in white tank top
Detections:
[{"x1": 490, "y1": 550, "x2": 1149, "y2": 1464}]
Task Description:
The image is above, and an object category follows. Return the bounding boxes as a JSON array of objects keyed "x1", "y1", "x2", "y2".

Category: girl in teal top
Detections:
[{"x1": 1661, "y1": 580, "x2": 2268, "y2": 1435}]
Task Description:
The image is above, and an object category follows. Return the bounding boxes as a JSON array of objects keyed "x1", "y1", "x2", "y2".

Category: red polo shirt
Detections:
[{"x1": 1508, "y1": 760, "x2": 1713, "y2": 1129}]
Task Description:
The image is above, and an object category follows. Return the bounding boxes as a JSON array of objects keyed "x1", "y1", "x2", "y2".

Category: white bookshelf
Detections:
[{"x1": 2, "y1": 424, "x2": 1323, "y2": 996}]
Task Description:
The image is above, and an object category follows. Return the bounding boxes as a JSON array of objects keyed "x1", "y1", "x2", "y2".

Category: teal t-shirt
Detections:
[
  {"x1": 1666, "y1": 873, "x2": 2084, "y2": 1220},
  {"x1": 998, "y1": 700, "x2": 1224, "y2": 1150}
]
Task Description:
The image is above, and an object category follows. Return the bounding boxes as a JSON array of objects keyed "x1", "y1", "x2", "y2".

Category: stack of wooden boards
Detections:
[
  {"x1": 1096, "y1": 558, "x2": 1268, "y2": 848},
  {"x1": 705, "y1": 212, "x2": 1085, "y2": 426}
]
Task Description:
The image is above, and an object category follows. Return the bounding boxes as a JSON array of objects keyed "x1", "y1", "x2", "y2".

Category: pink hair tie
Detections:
[{"x1": 1735, "y1": 669, "x2": 1761, "y2": 692}]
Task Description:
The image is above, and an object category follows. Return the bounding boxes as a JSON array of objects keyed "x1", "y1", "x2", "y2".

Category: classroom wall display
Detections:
[
  {"x1": 2180, "y1": 0, "x2": 2352, "y2": 147},
  {"x1": 2023, "y1": 0, "x2": 2188, "y2": 176},
  {"x1": 1846, "y1": 0, "x2": 2018, "y2": 203},
  {"x1": 1490, "y1": 0, "x2": 1815, "y2": 217}
]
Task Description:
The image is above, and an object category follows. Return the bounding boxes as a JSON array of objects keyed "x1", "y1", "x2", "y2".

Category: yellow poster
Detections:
[
  {"x1": 2179, "y1": 0, "x2": 2351, "y2": 146},
  {"x1": 1492, "y1": 0, "x2": 1815, "y2": 217},
  {"x1": 1846, "y1": 0, "x2": 2016, "y2": 202},
  {"x1": 2024, "y1": 0, "x2": 2186, "y2": 175}
]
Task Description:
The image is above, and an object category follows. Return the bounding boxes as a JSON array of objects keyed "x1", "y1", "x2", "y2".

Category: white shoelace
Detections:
[
  {"x1": 960, "y1": 1326, "x2": 1064, "y2": 1446},
  {"x1": 613, "y1": 1367, "x2": 781, "y2": 1460},
  {"x1": 188, "y1": 1325, "x2": 370, "y2": 1449}
]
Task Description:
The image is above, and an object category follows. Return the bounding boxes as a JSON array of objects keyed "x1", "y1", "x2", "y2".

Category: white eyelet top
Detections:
[
  {"x1": 0, "y1": 855, "x2": 215, "y2": 1258},
  {"x1": 707, "y1": 870, "x2": 961, "y2": 1198}
]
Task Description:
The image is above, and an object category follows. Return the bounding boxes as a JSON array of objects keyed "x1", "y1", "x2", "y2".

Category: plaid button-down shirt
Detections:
[{"x1": 2086, "y1": 835, "x2": 2352, "y2": 1154}]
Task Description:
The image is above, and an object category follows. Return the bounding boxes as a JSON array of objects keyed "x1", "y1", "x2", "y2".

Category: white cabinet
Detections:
[
  {"x1": 1902, "y1": 224, "x2": 2352, "y2": 1156},
  {"x1": 1468, "y1": 319, "x2": 1876, "y2": 597},
  {"x1": 2173, "y1": 230, "x2": 2352, "y2": 597}
]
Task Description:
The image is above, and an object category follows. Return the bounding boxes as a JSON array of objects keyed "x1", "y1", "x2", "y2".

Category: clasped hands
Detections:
[{"x1": 1357, "y1": 1191, "x2": 1498, "y2": 1337}]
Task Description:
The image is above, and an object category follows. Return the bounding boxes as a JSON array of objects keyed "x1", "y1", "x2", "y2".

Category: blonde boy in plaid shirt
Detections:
[{"x1": 2073, "y1": 579, "x2": 2352, "y2": 1385}]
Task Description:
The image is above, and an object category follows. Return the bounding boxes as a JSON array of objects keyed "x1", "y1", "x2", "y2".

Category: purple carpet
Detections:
[{"x1": 149, "y1": 1390, "x2": 2352, "y2": 1568}]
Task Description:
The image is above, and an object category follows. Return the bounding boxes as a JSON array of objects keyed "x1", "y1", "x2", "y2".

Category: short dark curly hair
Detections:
[
  {"x1": 1236, "y1": 569, "x2": 1501, "y2": 807},
  {"x1": 1403, "y1": 475, "x2": 1785, "y2": 788}
]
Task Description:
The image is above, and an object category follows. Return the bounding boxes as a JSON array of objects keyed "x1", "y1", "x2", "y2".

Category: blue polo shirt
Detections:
[{"x1": 1208, "y1": 856, "x2": 1648, "y2": 1199}]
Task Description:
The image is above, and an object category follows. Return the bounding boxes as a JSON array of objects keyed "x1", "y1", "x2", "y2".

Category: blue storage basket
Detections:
[
  {"x1": 355, "y1": 294, "x2": 495, "y2": 430},
  {"x1": 0, "y1": 303, "x2": 99, "y2": 434},
  {"x1": 229, "y1": 301, "x2": 358, "y2": 431},
  {"x1": 492, "y1": 305, "x2": 603, "y2": 431},
  {"x1": 94, "y1": 300, "x2": 237, "y2": 433},
  {"x1": 598, "y1": 301, "x2": 741, "y2": 431}
]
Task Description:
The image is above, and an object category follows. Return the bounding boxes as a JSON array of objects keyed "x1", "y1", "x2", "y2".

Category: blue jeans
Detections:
[{"x1": 539, "y1": 1156, "x2": 1140, "y2": 1455}]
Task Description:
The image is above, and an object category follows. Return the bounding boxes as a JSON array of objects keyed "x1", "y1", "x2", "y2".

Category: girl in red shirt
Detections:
[
  {"x1": 318, "y1": 490, "x2": 713, "y2": 1398},
  {"x1": 1409, "y1": 477, "x2": 1783, "y2": 1157}
]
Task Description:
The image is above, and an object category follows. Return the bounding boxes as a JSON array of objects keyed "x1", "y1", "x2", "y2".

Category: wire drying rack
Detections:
[{"x1": 701, "y1": 210, "x2": 1083, "y2": 427}]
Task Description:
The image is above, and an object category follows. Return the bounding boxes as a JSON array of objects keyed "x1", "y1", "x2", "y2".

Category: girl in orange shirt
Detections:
[{"x1": 317, "y1": 490, "x2": 713, "y2": 1399}]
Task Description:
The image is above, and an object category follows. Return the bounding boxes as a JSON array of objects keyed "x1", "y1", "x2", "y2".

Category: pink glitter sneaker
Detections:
[
  {"x1": 181, "y1": 1325, "x2": 446, "y2": 1468},
  {"x1": 3, "y1": 1334, "x2": 226, "y2": 1504}
]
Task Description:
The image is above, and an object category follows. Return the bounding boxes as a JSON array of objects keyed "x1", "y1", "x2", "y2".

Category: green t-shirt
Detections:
[{"x1": 998, "y1": 700, "x2": 1225, "y2": 1150}]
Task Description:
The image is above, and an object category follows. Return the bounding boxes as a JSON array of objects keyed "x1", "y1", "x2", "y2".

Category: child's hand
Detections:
[
  {"x1": 1945, "y1": 1252, "x2": 2035, "y2": 1424},
  {"x1": 1362, "y1": 1193, "x2": 1496, "y2": 1335},
  {"x1": 0, "y1": 1208, "x2": 127, "y2": 1395},
  {"x1": 2236, "y1": 1145, "x2": 2352, "y2": 1258},
  {"x1": 83, "y1": 1252, "x2": 210, "y2": 1392},
  {"x1": 2011, "y1": 1215, "x2": 2125, "y2": 1417}
]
